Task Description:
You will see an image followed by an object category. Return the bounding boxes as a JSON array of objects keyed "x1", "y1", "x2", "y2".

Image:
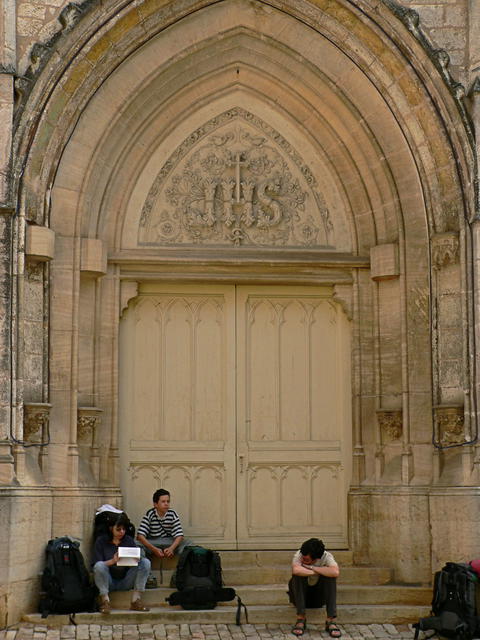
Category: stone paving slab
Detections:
[{"x1": 0, "y1": 624, "x2": 418, "y2": 640}]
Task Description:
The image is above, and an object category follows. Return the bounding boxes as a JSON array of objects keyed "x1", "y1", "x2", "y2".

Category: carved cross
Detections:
[{"x1": 229, "y1": 152, "x2": 247, "y2": 203}]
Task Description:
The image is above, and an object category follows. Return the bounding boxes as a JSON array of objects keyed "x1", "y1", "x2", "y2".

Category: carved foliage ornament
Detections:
[
  {"x1": 23, "y1": 402, "x2": 51, "y2": 443},
  {"x1": 434, "y1": 405, "x2": 465, "y2": 446},
  {"x1": 377, "y1": 410, "x2": 402, "y2": 442},
  {"x1": 139, "y1": 108, "x2": 333, "y2": 248},
  {"x1": 77, "y1": 407, "x2": 102, "y2": 445}
]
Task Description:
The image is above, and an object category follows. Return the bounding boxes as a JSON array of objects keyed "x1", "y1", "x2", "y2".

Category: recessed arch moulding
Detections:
[{"x1": 12, "y1": 0, "x2": 476, "y2": 585}]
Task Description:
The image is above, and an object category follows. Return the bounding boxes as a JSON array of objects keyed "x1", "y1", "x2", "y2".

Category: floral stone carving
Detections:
[
  {"x1": 139, "y1": 107, "x2": 333, "y2": 247},
  {"x1": 77, "y1": 407, "x2": 102, "y2": 446},
  {"x1": 434, "y1": 405, "x2": 465, "y2": 446},
  {"x1": 23, "y1": 402, "x2": 51, "y2": 443},
  {"x1": 377, "y1": 409, "x2": 402, "y2": 442}
]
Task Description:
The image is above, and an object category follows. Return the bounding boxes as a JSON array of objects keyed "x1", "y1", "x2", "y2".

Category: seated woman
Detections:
[{"x1": 92, "y1": 512, "x2": 151, "y2": 614}]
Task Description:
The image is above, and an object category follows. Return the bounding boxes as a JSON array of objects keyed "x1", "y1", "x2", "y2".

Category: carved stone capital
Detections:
[
  {"x1": 77, "y1": 407, "x2": 102, "y2": 446},
  {"x1": 23, "y1": 402, "x2": 51, "y2": 443},
  {"x1": 434, "y1": 405, "x2": 465, "y2": 446},
  {"x1": 377, "y1": 409, "x2": 403, "y2": 442},
  {"x1": 432, "y1": 232, "x2": 459, "y2": 269}
]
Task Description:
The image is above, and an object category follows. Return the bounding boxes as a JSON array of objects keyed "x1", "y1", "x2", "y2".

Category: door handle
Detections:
[{"x1": 239, "y1": 454, "x2": 245, "y2": 473}]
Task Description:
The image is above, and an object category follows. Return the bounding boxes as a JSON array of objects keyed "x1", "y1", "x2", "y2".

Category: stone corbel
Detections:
[
  {"x1": 377, "y1": 409, "x2": 403, "y2": 443},
  {"x1": 25, "y1": 225, "x2": 55, "y2": 262},
  {"x1": 80, "y1": 238, "x2": 107, "y2": 277},
  {"x1": 332, "y1": 284, "x2": 353, "y2": 321},
  {"x1": 120, "y1": 281, "x2": 139, "y2": 317},
  {"x1": 77, "y1": 407, "x2": 102, "y2": 447},
  {"x1": 431, "y1": 232, "x2": 459, "y2": 270},
  {"x1": 23, "y1": 402, "x2": 51, "y2": 443},
  {"x1": 434, "y1": 404, "x2": 464, "y2": 446},
  {"x1": 370, "y1": 243, "x2": 399, "y2": 281}
]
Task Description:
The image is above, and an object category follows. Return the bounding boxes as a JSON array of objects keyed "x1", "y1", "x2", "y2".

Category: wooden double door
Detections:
[{"x1": 119, "y1": 283, "x2": 351, "y2": 549}]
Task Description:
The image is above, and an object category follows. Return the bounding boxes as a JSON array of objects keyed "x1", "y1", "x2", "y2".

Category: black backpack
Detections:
[
  {"x1": 93, "y1": 510, "x2": 135, "y2": 540},
  {"x1": 39, "y1": 537, "x2": 97, "y2": 618},
  {"x1": 413, "y1": 562, "x2": 478, "y2": 640},
  {"x1": 166, "y1": 546, "x2": 248, "y2": 623}
]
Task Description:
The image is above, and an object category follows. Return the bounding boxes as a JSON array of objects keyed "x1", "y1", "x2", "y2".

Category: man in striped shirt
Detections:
[{"x1": 136, "y1": 488, "x2": 191, "y2": 559}]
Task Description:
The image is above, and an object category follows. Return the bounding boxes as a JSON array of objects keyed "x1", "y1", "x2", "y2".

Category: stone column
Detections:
[
  {"x1": 0, "y1": 208, "x2": 14, "y2": 483},
  {"x1": 77, "y1": 406, "x2": 102, "y2": 483},
  {"x1": 0, "y1": 0, "x2": 15, "y2": 483}
]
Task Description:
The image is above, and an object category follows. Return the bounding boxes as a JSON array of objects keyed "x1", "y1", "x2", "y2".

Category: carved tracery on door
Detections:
[
  {"x1": 119, "y1": 284, "x2": 352, "y2": 550},
  {"x1": 138, "y1": 108, "x2": 336, "y2": 248}
]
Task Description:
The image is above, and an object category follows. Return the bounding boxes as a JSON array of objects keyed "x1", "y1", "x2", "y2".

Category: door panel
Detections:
[
  {"x1": 119, "y1": 283, "x2": 351, "y2": 549},
  {"x1": 119, "y1": 283, "x2": 237, "y2": 548},
  {"x1": 236, "y1": 286, "x2": 351, "y2": 548}
]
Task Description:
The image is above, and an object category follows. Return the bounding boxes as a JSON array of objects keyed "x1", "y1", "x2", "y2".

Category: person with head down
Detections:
[{"x1": 288, "y1": 537, "x2": 341, "y2": 637}]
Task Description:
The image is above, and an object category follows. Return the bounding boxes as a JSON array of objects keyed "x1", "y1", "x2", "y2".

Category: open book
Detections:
[{"x1": 117, "y1": 546, "x2": 141, "y2": 566}]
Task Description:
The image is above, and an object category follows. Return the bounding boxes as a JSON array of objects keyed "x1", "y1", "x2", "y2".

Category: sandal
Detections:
[
  {"x1": 130, "y1": 598, "x2": 150, "y2": 611},
  {"x1": 292, "y1": 619, "x2": 307, "y2": 636},
  {"x1": 98, "y1": 598, "x2": 111, "y2": 614},
  {"x1": 325, "y1": 621, "x2": 342, "y2": 638}
]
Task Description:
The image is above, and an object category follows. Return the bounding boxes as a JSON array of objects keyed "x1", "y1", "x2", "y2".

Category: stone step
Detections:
[
  {"x1": 150, "y1": 550, "x2": 354, "y2": 571},
  {"x1": 22, "y1": 603, "x2": 430, "y2": 626},
  {"x1": 106, "y1": 584, "x2": 431, "y2": 608},
  {"x1": 150, "y1": 565, "x2": 394, "y2": 586},
  {"x1": 212, "y1": 550, "x2": 355, "y2": 566}
]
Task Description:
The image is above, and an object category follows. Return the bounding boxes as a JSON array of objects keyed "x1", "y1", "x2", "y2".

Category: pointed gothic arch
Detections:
[{"x1": 7, "y1": 0, "x2": 478, "y2": 604}]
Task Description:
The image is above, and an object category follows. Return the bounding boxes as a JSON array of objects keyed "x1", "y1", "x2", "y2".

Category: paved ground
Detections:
[{"x1": 0, "y1": 623, "x2": 416, "y2": 640}]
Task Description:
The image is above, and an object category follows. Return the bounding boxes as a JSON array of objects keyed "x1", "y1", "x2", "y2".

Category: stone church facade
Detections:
[{"x1": 1, "y1": 0, "x2": 479, "y2": 626}]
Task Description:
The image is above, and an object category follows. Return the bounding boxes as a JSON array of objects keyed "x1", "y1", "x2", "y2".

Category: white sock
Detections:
[
  {"x1": 132, "y1": 591, "x2": 140, "y2": 602},
  {"x1": 101, "y1": 595, "x2": 110, "y2": 602}
]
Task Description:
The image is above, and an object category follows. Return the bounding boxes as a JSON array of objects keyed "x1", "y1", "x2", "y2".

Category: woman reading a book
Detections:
[{"x1": 92, "y1": 513, "x2": 151, "y2": 614}]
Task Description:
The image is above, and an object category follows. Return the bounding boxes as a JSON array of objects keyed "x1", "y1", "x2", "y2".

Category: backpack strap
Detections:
[
  {"x1": 235, "y1": 595, "x2": 248, "y2": 625},
  {"x1": 212, "y1": 551, "x2": 223, "y2": 587},
  {"x1": 175, "y1": 547, "x2": 193, "y2": 591},
  {"x1": 412, "y1": 622, "x2": 420, "y2": 640}
]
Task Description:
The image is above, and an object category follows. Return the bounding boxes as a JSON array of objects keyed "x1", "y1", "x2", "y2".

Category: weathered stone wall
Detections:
[
  {"x1": 0, "y1": 0, "x2": 478, "y2": 627},
  {"x1": 16, "y1": 0, "x2": 70, "y2": 73},
  {"x1": 10, "y1": 0, "x2": 473, "y2": 86},
  {"x1": 402, "y1": 0, "x2": 469, "y2": 84}
]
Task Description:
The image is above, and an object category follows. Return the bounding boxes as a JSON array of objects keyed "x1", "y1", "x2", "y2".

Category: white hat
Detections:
[{"x1": 95, "y1": 504, "x2": 123, "y2": 515}]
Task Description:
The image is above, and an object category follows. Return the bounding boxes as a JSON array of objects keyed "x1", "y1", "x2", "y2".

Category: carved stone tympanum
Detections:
[
  {"x1": 434, "y1": 405, "x2": 465, "y2": 446},
  {"x1": 23, "y1": 402, "x2": 51, "y2": 443},
  {"x1": 139, "y1": 108, "x2": 333, "y2": 248}
]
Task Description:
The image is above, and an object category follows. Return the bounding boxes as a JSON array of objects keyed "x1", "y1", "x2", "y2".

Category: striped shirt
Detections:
[{"x1": 137, "y1": 507, "x2": 184, "y2": 539}]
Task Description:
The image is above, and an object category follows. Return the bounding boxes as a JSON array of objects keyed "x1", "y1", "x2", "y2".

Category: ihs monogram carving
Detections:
[{"x1": 139, "y1": 108, "x2": 333, "y2": 247}]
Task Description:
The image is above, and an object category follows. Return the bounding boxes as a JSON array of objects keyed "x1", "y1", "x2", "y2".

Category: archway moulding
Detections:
[{"x1": 11, "y1": 0, "x2": 474, "y2": 238}]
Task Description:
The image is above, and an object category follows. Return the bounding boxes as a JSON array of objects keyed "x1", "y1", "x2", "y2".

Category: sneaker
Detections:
[
  {"x1": 146, "y1": 573, "x2": 157, "y2": 589},
  {"x1": 130, "y1": 598, "x2": 150, "y2": 611}
]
